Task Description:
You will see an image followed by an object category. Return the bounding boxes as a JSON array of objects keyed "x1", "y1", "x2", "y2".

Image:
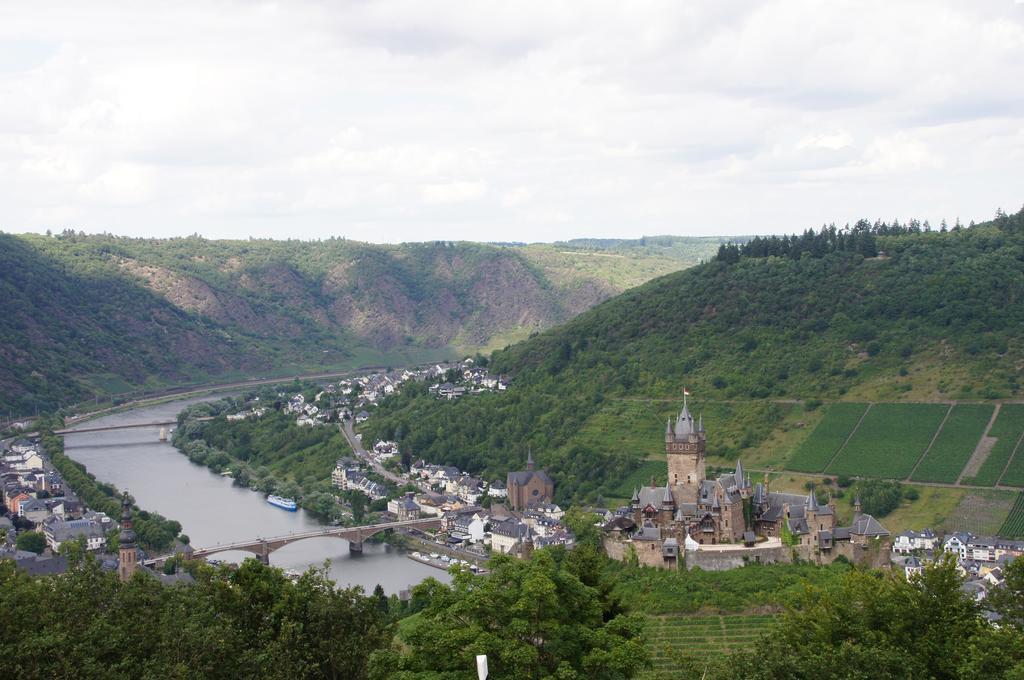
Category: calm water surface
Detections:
[{"x1": 64, "y1": 394, "x2": 450, "y2": 594}]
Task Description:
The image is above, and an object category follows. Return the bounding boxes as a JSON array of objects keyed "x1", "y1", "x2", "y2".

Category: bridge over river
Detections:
[
  {"x1": 53, "y1": 417, "x2": 214, "y2": 435},
  {"x1": 146, "y1": 516, "x2": 444, "y2": 566}
]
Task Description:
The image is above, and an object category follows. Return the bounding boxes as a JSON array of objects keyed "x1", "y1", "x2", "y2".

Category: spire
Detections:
[
  {"x1": 662, "y1": 482, "x2": 673, "y2": 506},
  {"x1": 697, "y1": 413, "x2": 704, "y2": 433},
  {"x1": 806, "y1": 488, "x2": 819, "y2": 512},
  {"x1": 631, "y1": 487, "x2": 640, "y2": 505},
  {"x1": 854, "y1": 494, "x2": 862, "y2": 518},
  {"x1": 526, "y1": 448, "x2": 534, "y2": 472},
  {"x1": 666, "y1": 418, "x2": 673, "y2": 438},
  {"x1": 676, "y1": 393, "x2": 694, "y2": 436},
  {"x1": 118, "y1": 491, "x2": 136, "y2": 548},
  {"x1": 735, "y1": 459, "x2": 745, "y2": 486}
]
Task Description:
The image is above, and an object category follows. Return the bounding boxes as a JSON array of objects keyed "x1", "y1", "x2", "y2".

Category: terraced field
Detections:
[
  {"x1": 642, "y1": 613, "x2": 777, "y2": 679},
  {"x1": 1002, "y1": 451, "x2": 1024, "y2": 487},
  {"x1": 785, "y1": 403, "x2": 868, "y2": 472},
  {"x1": 963, "y1": 404, "x2": 1024, "y2": 486},
  {"x1": 999, "y1": 494, "x2": 1024, "y2": 539},
  {"x1": 911, "y1": 404, "x2": 994, "y2": 483},
  {"x1": 826, "y1": 403, "x2": 950, "y2": 479}
]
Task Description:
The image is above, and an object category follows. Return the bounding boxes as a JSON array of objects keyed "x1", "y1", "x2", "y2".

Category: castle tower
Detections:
[
  {"x1": 118, "y1": 492, "x2": 138, "y2": 582},
  {"x1": 665, "y1": 393, "x2": 706, "y2": 503}
]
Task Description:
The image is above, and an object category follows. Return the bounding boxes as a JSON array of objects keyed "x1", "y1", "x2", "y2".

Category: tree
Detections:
[
  {"x1": 728, "y1": 554, "x2": 1024, "y2": 679},
  {"x1": 370, "y1": 550, "x2": 648, "y2": 679},
  {"x1": 16, "y1": 531, "x2": 46, "y2": 554},
  {"x1": 350, "y1": 493, "x2": 366, "y2": 523},
  {"x1": 988, "y1": 553, "x2": 1024, "y2": 630}
]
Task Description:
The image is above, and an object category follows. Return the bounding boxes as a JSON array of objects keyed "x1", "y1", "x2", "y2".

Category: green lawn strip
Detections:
[
  {"x1": 910, "y1": 404, "x2": 994, "y2": 483},
  {"x1": 999, "y1": 420, "x2": 1024, "y2": 487},
  {"x1": 827, "y1": 403, "x2": 949, "y2": 479},
  {"x1": 963, "y1": 404, "x2": 1024, "y2": 486},
  {"x1": 786, "y1": 403, "x2": 869, "y2": 472},
  {"x1": 998, "y1": 493, "x2": 1024, "y2": 538}
]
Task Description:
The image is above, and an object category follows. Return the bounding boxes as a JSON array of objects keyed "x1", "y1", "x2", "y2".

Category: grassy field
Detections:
[
  {"x1": 942, "y1": 489, "x2": 1019, "y2": 535},
  {"x1": 910, "y1": 404, "x2": 995, "y2": 483},
  {"x1": 826, "y1": 403, "x2": 950, "y2": 479},
  {"x1": 642, "y1": 613, "x2": 776, "y2": 679},
  {"x1": 785, "y1": 403, "x2": 868, "y2": 472},
  {"x1": 999, "y1": 494, "x2": 1024, "y2": 539},
  {"x1": 963, "y1": 404, "x2": 1024, "y2": 486}
]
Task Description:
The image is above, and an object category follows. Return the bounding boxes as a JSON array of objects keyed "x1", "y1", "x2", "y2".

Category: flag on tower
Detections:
[{"x1": 683, "y1": 387, "x2": 691, "y2": 396}]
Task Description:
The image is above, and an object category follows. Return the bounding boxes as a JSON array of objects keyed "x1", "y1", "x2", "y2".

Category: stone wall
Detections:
[{"x1": 683, "y1": 544, "x2": 794, "y2": 571}]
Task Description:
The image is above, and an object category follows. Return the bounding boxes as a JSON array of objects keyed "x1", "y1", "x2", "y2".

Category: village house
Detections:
[
  {"x1": 387, "y1": 493, "x2": 421, "y2": 521},
  {"x1": 893, "y1": 528, "x2": 939, "y2": 554},
  {"x1": 490, "y1": 516, "x2": 529, "y2": 555},
  {"x1": 42, "y1": 515, "x2": 109, "y2": 552},
  {"x1": 447, "y1": 508, "x2": 488, "y2": 543}
]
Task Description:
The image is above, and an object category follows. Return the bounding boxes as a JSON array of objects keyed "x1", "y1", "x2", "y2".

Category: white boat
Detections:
[
  {"x1": 411, "y1": 551, "x2": 422, "y2": 559},
  {"x1": 267, "y1": 495, "x2": 298, "y2": 511}
]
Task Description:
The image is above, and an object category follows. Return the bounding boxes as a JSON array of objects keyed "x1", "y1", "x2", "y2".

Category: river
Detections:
[{"x1": 63, "y1": 394, "x2": 450, "y2": 595}]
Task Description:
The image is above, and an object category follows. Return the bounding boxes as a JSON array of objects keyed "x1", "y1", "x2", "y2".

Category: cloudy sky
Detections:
[{"x1": 1, "y1": 1, "x2": 1022, "y2": 242}]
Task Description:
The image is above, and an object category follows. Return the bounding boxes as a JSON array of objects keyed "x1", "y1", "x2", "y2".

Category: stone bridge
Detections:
[{"x1": 183, "y1": 517, "x2": 444, "y2": 565}]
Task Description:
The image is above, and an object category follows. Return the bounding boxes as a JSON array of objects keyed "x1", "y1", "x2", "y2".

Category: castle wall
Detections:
[
  {"x1": 683, "y1": 544, "x2": 794, "y2": 571},
  {"x1": 603, "y1": 535, "x2": 627, "y2": 562}
]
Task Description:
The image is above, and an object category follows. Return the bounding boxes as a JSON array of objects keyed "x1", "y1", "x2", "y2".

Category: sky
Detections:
[{"x1": 1, "y1": 1, "x2": 1022, "y2": 243}]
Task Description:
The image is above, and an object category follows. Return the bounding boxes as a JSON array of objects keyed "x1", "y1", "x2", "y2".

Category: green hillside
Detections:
[
  {"x1": 362, "y1": 208, "x2": 1024, "y2": 504},
  {"x1": 0, "y1": 233, "x2": 721, "y2": 415}
]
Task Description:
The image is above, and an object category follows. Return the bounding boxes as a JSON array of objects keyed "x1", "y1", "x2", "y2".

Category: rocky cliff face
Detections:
[{"x1": 1, "y1": 234, "x2": 709, "y2": 413}]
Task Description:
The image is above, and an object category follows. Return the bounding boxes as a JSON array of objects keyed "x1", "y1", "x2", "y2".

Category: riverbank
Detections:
[{"x1": 61, "y1": 393, "x2": 451, "y2": 594}]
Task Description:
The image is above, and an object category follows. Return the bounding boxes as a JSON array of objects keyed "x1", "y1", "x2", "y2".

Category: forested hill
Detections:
[
  {"x1": 362, "y1": 207, "x2": 1024, "y2": 502},
  {"x1": 0, "y1": 232, "x2": 723, "y2": 414}
]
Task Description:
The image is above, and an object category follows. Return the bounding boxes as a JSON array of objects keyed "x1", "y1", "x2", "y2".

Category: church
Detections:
[{"x1": 603, "y1": 394, "x2": 891, "y2": 570}]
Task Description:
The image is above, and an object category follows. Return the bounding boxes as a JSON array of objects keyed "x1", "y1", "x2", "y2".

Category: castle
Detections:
[{"x1": 603, "y1": 395, "x2": 891, "y2": 570}]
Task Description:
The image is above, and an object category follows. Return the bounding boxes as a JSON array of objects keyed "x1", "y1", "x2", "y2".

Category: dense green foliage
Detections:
[
  {"x1": 610, "y1": 560, "x2": 852, "y2": 615},
  {"x1": 0, "y1": 557, "x2": 391, "y2": 679},
  {"x1": 0, "y1": 231, "x2": 710, "y2": 415},
  {"x1": 365, "y1": 210, "x2": 1024, "y2": 503},
  {"x1": 827, "y1": 403, "x2": 949, "y2": 478},
  {"x1": 43, "y1": 430, "x2": 183, "y2": 552},
  {"x1": 786, "y1": 403, "x2": 867, "y2": 472},
  {"x1": 171, "y1": 396, "x2": 350, "y2": 520},
  {"x1": 726, "y1": 556, "x2": 1024, "y2": 680},
  {"x1": 912, "y1": 404, "x2": 994, "y2": 483},
  {"x1": 851, "y1": 479, "x2": 905, "y2": 518},
  {"x1": 964, "y1": 404, "x2": 1024, "y2": 486},
  {"x1": 15, "y1": 531, "x2": 46, "y2": 553},
  {"x1": 372, "y1": 547, "x2": 649, "y2": 680}
]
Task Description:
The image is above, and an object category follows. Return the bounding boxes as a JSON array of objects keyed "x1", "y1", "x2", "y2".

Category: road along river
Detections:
[{"x1": 63, "y1": 393, "x2": 450, "y2": 595}]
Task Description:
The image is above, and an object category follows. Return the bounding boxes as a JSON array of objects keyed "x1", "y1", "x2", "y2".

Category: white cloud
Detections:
[{"x1": 0, "y1": 0, "x2": 1022, "y2": 241}]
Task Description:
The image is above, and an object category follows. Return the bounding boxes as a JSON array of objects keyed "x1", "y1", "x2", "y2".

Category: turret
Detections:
[
  {"x1": 526, "y1": 448, "x2": 534, "y2": 472},
  {"x1": 807, "y1": 488, "x2": 819, "y2": 513},
  {"x1": 854, "y1": 494, "x2": 862, "y2": 519},
  {"x1": 661, "y1": 482, "x2": 674, "y2": 507},
  {"x1": 118, "y1": 492, "x2": 137, "y2": 582}
]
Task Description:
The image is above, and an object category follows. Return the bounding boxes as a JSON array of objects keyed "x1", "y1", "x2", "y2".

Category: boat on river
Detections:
[{"x1": 267, "y1": 495, "x2": 298, "y2": 511}]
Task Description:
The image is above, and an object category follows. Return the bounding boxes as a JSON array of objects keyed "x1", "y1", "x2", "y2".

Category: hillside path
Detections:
[{"x1": 957, "y1": 403, "x2": 1002, "y2": 483}]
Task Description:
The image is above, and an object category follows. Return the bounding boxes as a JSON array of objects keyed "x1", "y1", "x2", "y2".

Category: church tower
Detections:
[
  {"x1": 118, "y1": 491, "x2": 138, "y2": 582},
  {"x1": 665, "y1": 393, "x2": 706, "y2": 503}
]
